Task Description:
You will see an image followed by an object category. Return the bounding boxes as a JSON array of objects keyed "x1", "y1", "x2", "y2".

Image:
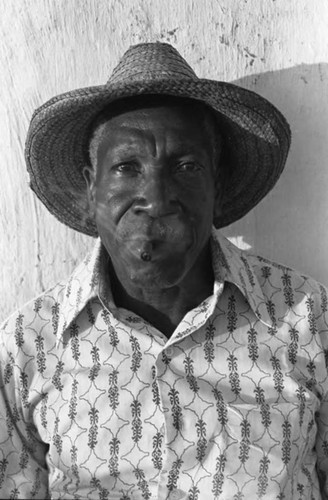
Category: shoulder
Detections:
[
  {"x1": 0, "y1": 240, "x2": 101, "y2": 345},
  {"x1": 248, "y1": 250, "x2": 327, "y2": 294},
  {"x1": 214, "y1": 232, "x2": 328, "y2": 317},
  {"x1": 0, "y1": 281, "x2": 67, "y2": 355},
  {"x1": 244, "y1": 250, "x2": 328, "y2": 318}
]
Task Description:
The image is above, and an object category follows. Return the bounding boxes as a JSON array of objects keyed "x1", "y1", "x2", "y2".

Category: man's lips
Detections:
[
  {"x1": 117, "y1": 216, "x2": 195, "y2": 262},
  {"x1": 125, "y1": 236, "x2": 190, "y2": 262}
]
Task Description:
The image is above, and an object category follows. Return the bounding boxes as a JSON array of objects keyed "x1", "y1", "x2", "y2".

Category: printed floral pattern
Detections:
[{"x1": 1, "y1": 232, "x2": 328, "y2": 499}]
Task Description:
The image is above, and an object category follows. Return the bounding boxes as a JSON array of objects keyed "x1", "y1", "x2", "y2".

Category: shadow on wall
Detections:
[{"x1": 221, "y1": 63, "x2": 328, "y2": 286}]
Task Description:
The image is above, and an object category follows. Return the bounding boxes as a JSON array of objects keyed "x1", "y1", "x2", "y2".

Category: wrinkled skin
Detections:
[{"x1": 84, "y1": 104, "x2": 224, "y2": 336}]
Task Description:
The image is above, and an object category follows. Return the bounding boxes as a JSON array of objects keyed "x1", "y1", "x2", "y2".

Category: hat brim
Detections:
[{"x1": 25, "y1": 78, "x2": 291, "y2": 237}]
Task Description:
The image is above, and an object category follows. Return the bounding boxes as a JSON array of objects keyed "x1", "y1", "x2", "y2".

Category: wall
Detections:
[{"x1": 1, "y1": 0, "x2": 328, "y2": 320}]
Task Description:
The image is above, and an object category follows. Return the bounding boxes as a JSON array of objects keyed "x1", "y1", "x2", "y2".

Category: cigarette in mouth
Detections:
[{"x1": 140, "y1": 241, "x2": 153, "y2": 262}]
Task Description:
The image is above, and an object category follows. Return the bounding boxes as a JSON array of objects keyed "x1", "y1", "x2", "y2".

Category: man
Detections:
[{"x1": 1, "y1": 42, "x2": 328, "y2": 499}]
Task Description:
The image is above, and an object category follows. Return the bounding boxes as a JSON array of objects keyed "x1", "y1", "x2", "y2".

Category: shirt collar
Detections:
[
  {"x1": 211, "y1": 231, "x2": 273, "y2": 327},
  {"x1": 56, "y1": 230, "x2": 273, "y2": 345},
  {"x1": 56, "y1": 238, "x2": 103, "y2": 345}
]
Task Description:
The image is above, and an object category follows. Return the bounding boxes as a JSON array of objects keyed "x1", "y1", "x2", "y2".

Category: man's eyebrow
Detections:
[{"x1": 108, "y1": 143, "x2": 206, "y2": 159}]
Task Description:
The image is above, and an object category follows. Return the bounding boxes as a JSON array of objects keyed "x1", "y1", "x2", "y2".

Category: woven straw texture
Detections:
[{"x1": 25, "y1": 42, "x2": 291, "y2": 236}]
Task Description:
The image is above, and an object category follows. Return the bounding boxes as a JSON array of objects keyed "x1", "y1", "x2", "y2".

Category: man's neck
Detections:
[{"x1": 108, "y1": 246, "x2": 214, "y2": 338}]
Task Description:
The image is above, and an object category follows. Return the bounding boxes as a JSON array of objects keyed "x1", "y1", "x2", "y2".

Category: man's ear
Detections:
[{"x1": 83, "y1": 166, "x2": 97, "y2": 214}]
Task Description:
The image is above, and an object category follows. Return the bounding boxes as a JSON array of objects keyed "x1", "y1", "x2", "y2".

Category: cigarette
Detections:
[{"x1": 140, "y1": 241, "x2": 153, "y2": 261}]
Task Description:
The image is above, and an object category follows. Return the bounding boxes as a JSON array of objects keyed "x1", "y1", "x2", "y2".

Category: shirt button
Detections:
[
  {"x1": 169, "y1": 490, "x2": 187, "y2": 500},
  {"x1": 166, "y1": 346, "x2": 174, "y2": 356}
]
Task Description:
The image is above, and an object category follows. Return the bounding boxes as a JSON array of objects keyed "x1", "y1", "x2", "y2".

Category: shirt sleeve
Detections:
[
  {"x1": 315, "y1": 284, "x2": 328, "y2": 499},
  {"x1": 0, "y1": 331, "x2": 50, "y2": 499}
]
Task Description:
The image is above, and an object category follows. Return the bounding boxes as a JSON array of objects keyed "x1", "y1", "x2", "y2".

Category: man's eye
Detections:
[
  {"x1": 114, "y1": 163, "x2": 139, "y2": 174},
  {"x1": 174, "y1": 162, "x2": 200, "y2": 173}
]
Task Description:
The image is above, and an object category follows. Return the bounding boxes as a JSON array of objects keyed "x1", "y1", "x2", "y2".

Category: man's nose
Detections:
[{"x1": 133, "y1": 174, "x2": 180, "y2": 218}]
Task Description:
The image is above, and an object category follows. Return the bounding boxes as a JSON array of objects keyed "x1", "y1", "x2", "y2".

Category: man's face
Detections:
[{"x1": 85, "y1": 104, "x2": 222, "y2": 289}]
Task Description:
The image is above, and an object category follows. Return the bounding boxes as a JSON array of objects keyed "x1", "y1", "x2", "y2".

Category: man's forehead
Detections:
[
  {"x1": 99, "y1": 108, "x2": 211, "y2": 157},
  {"x1": 88, "y1": 95, "x2": 222, "y2": 169}
]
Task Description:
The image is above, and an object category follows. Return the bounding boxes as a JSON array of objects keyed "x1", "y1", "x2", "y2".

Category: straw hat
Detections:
[{"x1": 25, "y1": 42, "x2": 291, "y2": 237}]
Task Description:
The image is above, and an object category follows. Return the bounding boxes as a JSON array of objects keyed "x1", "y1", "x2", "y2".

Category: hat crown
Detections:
[{"x1": 108, "y1": 42, "x2": 198, "y2": 85}]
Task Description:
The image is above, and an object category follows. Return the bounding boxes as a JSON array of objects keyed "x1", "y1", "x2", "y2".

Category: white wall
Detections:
[{"x1": 1, "y1": 0, "x2": 328, "y2": 320}]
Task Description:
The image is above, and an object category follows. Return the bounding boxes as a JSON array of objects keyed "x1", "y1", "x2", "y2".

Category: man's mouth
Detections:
[
  {"x1": 118, "y1": 216, "x2": 195, "y2": 263},
  {"x1": 125, "y1": 233, "x2": 193, "y2": 263},
  {"x1": 125, "y1": 237, "x2": 174, "y2": 262}
]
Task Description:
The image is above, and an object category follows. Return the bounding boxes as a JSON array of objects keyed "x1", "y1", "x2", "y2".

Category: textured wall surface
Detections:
[{"x1": 1, "y1": 0, "x2": 328, "y2": 320}]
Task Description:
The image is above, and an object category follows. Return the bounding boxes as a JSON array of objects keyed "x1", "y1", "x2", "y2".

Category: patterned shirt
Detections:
[{"x1": 1, "y1": 231, "x2": 328, "y2": 500}]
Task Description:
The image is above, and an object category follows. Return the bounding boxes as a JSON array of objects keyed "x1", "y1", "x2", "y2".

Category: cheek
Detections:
[
  {"x1": 182, "y1": 178, "x2": 215, "y2": 212},
  {"x1": 94, "y1": 180, "x2": 133, "y2": 226},
  {"x1": 190, "y1": 185, "x2": 216, "y2": 234}
]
